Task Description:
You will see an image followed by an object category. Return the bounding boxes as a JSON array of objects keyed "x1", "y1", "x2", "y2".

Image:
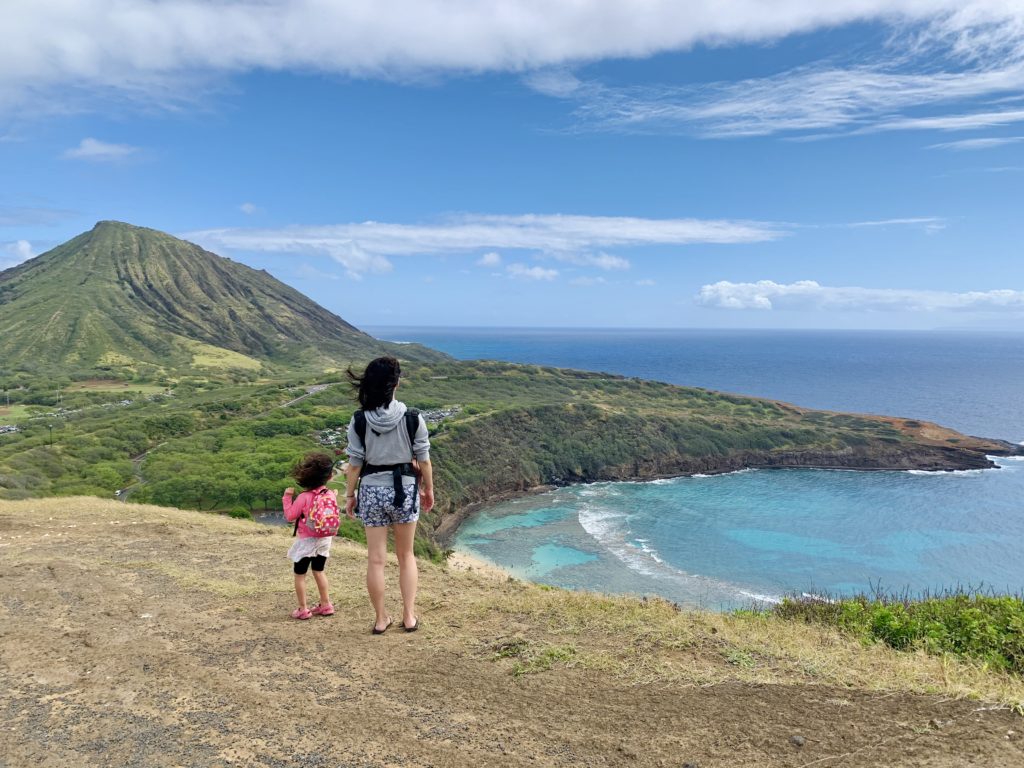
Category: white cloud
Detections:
[
  {"x1": 538, "y1": 70, "x2": 1024, "y2": 139},
  {"x1": 845, "y1": 217, "x2": 946, "y2": 232},
  {"x1": 239, "y1": 202, "x2": 260, "y2": 215},
  {"x1": 1, "y1": 239, "x2": 35, "y2": 269},
  {"x1": 508, "y1": 263, "x2": 558, "y2": 281},
  {"x1": 570, "y1": 276, "x2": 606, "y2": 286},
  {"x1": 293, "y1": 263, "x2": 340, "y2": 282},
  {"x1": 476, "y1": 251, "x2": 502, "y2": 267},
  {"x1": 697, "y1": 280, "x2": 1024, "y2": 312},
  {"x1": 928, "y1": 136, "x2": 1024, "y2": 150},
  {"x1": 635, "y1": 279, "x2": 656, "y2": 287},
  {"x1": 869, "y1": 108, "x2": 1024, "y2": 133},
  {"x1": 63, "y1": 137, "x2": 140, "y2": 162},
  {"x1": 555, "y1": 252, "x2": 630, "y2": 270},
  {"x1": 188, "y1": 213, "x2": 782, "y2": 276},
  {"x1": 2, "y1": 2, "x2": 1022, "y2": 115},
  {"x1": 526, "y1": 6, "x2": 1024, "y2": 139}
]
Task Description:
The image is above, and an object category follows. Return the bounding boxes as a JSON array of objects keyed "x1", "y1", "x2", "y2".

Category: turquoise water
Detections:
[
  {"x1": 372, "y1": 327, "x2": 1024, "y2": 608},
  {"x1": 456, "y1": 459, "x2": 1024, "y2": 609}
]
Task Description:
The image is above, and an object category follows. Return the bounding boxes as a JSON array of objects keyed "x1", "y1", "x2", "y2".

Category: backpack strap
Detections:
[
  {"x1": 355, "y1": 409, "x2": 418, "y2": 459},
  {"x1": 405, "y1": 409, "x2": 420, "y2": 448},
  {"x1": 354, "y1": 409, "x2": 367, "y2": 446}
]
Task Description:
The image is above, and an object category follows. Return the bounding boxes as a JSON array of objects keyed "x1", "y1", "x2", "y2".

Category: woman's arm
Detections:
[
  {"x1": 344, "y1": 462, "x2": 361, "y2": 519},
  {"x1": 418, "y1": 460, "x2": 434, "y2": 513}
]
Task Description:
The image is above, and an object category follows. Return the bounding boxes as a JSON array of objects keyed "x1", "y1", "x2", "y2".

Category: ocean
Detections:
[{"x1": 370, "y1": 328, "x2": 1024, "y2": 608}]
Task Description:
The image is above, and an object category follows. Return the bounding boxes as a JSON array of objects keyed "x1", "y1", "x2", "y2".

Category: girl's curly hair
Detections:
[{"x1": 291, "y1": 452, "x2": 334, "y2": 489}]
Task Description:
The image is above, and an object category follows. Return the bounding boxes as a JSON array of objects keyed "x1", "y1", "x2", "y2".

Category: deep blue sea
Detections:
[{"x1": 371, "y1": 328, "x2": 1024, "y2": 608}]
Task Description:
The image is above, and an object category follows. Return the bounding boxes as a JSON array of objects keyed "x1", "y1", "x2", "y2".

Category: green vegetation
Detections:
[
  {"x1": 3, "y1": 356, "x2": 1004, "y2": 566},
  {"x1": 774, "y1": 591, "x2": 1024, "y2": 675},
  {"x1": 1, "y1": 222, "x2": 1013, "y2": 567}
]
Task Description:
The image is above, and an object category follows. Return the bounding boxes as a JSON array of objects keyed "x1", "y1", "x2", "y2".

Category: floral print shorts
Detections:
[{"x1": 357, "y1": 484, "x2": 420, "y2": 527}]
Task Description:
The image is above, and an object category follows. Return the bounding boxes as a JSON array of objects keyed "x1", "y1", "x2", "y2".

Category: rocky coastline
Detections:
[{"x1": 432, "y1": 437, "x2": 1022, "y2": 546}]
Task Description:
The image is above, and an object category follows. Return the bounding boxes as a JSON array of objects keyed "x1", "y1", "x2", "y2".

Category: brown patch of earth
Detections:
[{"x1": 1, "y1": 499, "x2": 1021, "y2": 767}]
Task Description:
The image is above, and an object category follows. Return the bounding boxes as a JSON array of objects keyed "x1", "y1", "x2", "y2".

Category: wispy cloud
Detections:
[
  {"x1": 557, "y1": 252, "x2": 630, "y2": 270},
  {"x1": 2, "y1": 2, "x2": 1022, "y2": 117},
  {"x1": 239, "y1": 202, "x2": 260, "y2": 215},
  {"x1": 845, "y1": 217, "x2": 947, "y2": 232},
  {"x1": 698, "y1": 280, "x2": 1024, "y2": 312},
  {"x1": 188, "y1": 213, "x2": 782, "y2": 277},
  {"x1": 293, "y1": 263, "x2": 340, "y2": 282},
  {"x1": 476, "y1": 252, "x2": 502, "y2": 267},
  {"x1": 527, "y1": 7, "x2": 1024, "y2": 139},
  {"x1": 1, "y1": 239, "x2": 35, "y2": 269},
  {"x1": 63, "y1": 137, "x2": 140, "y2": 162},
  {"x1": 0, "y1": 205, "x2": 75, "y2": 227},
  {"x1": 508, "y1": 263, "x2": 558, "y2": 281},
  {"x1": 869, "y1": 108, "x2": 1024, "y2": 134},
  {"x1": 927, "y1": 135, "x2": 1024, "y2": 150}
]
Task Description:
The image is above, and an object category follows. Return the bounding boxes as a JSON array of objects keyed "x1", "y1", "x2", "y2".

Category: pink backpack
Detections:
[{"x1": 305, "y1": 487, "x2": 341, "y2": 537}]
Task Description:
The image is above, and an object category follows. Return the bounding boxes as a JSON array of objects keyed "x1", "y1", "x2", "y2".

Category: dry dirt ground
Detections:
[{"x1": 1, "y1": 498, "x2": 1022, "y2": 768}]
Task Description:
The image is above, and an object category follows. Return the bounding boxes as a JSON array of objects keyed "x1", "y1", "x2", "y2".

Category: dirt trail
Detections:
[{"x1": 1, "y1": 499, "x2": 1021, "y2": 767}]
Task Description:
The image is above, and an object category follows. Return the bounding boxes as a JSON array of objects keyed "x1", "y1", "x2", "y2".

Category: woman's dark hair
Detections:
[
  {"x1": 291, "y1": 452, "x2": 334, "y2": 489},
  {"x1": 347, "y1": 356, "x2": 401, "y2": 411}
]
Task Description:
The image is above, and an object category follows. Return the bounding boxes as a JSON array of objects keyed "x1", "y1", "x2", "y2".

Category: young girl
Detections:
[{"x1": 283, "y1": 452, "x2": 337, "y2": 620}]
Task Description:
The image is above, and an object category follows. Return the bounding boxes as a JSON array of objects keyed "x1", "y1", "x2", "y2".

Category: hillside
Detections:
[
  {"x1": 0, "y1": 221, "x2": 444, "y2": 376},
  {"x1": 0, "y1": 360, "x2": 1018, "y2": 555},
  {"x1": 1, "y1": 498, "x2": 1021, "y2": 767}
]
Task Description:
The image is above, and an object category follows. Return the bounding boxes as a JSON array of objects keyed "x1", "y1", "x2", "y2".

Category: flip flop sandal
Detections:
[
  {"x1": 311, "y1": 603, "x2": 335, "y2": 617},
  {"x1": 371, "y1": 617, "x2": 393, "y2": 635},
  {"x1": 400, "y1": 617, "x2": 420, "y2": 632},
  {"x1": 291, "y1": 608, "x2": 313, "y2": 620}
]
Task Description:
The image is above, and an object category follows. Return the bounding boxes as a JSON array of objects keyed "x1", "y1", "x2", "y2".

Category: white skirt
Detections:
[{"x1": 287, "y1": 536, "x2": 332, "y2": 563}]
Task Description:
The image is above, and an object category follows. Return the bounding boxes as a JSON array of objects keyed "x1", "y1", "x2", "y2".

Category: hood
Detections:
[{"x1": 365, "y1": 400, "x2": 407, "y2": 434}]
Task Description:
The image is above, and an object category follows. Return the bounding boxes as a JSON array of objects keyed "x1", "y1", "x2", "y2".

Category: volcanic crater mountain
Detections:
[{"x1": 0, "y1": 221, "x2": 443, "y2": 374}]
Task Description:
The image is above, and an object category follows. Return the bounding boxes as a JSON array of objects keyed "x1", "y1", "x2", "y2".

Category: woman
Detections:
[{"x1": 344, "y1": 356, "x2": 434, "y2": 634}]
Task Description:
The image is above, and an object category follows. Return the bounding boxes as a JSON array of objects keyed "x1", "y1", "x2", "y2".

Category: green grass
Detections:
[
  {"x1": 0, "y1": 405, "x2": 37, "y2": 421},
  {"x1": 774, "y1": 590, "x2": 1024, "y2": 674},
  {"x1": 185, "y1": 340, "x2": 263, "y2": 371}
]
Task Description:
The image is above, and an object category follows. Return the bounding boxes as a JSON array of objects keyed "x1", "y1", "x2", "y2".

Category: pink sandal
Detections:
[
  {"x1": 311, "y1": 603, "x2": 335, "y2": 617},
  {"x1": 291, "y1": 607, "x2": 313, "y2": 620}
]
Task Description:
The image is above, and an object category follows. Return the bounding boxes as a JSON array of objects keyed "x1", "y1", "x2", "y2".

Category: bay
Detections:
[{"x1": 372, "y1": 327, "x2": 1024, "y2": 607}]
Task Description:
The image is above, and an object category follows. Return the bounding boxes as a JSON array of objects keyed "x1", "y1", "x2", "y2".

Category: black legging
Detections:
[{"x1": 293, "y1": 555, "x2": 327, "y2": 575}]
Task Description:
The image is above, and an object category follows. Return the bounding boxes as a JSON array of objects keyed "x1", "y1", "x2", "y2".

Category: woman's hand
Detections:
[
  {"x1": 419, "y1": 486, "x2": 434, "y2": 513},
  {"x1": 284, "y1": 487, "x2": 294, "y2": 497},
  {"x1": 345, "y1": 494, "x2": 357, "y2": 519}
]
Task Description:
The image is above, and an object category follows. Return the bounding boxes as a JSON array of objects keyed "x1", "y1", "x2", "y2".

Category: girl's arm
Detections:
[{"x1": 282, "y1": 489, "x2": 308, "y2": 522}]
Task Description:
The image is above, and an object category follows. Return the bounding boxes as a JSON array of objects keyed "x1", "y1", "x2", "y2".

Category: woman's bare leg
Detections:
[
  {"x1": 393, "y1": 521, "x2": 418, "y2": 627},
  {"x1": 365, "y1": 526, "x2": 390, "y2": 630}
]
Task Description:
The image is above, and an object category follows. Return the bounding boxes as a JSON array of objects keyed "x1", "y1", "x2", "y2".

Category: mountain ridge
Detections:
[{"x1": 0, "y1": 221, "x2": 445, "y2": 375}]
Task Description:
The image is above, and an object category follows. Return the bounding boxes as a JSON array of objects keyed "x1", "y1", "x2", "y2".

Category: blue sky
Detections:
[{"x1": 1, "y1": 2, "x2": 1023, "y2": 330}]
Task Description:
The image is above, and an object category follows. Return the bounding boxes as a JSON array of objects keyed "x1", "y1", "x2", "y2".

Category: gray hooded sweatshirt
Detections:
[{"x1": 346, "y1": 400, "x2": 431, "y2": 487}]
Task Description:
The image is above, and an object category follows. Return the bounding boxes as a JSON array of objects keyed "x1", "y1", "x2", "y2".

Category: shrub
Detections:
[{"x1": 774, "y1": 590, "x2": 1024, "y2": 674}]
